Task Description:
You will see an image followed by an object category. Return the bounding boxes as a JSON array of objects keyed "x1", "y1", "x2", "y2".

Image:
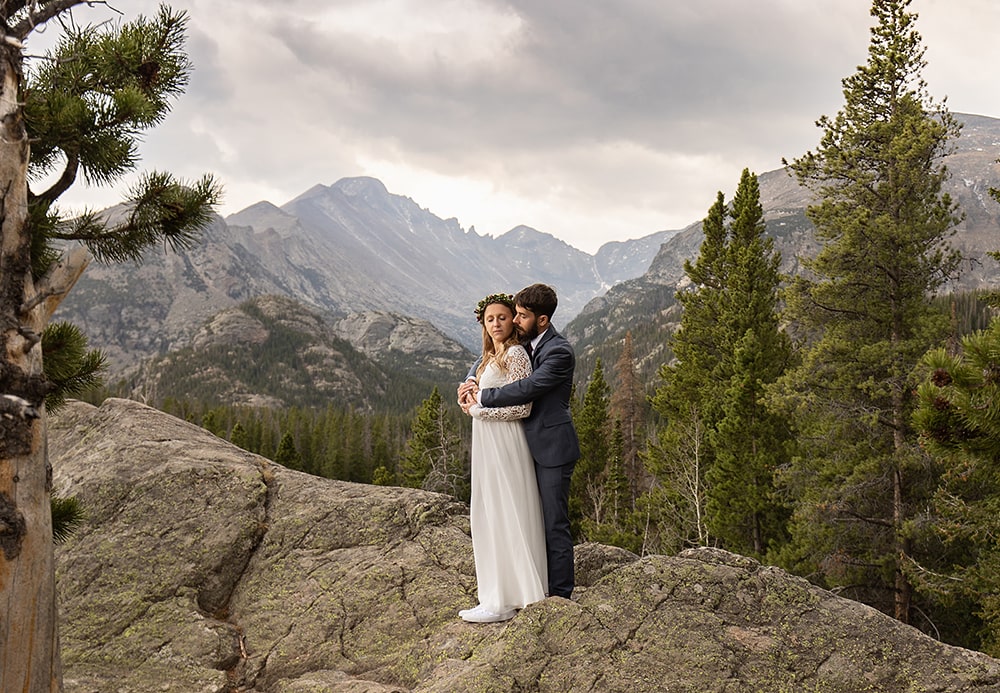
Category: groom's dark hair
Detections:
[{"x1": 515, "y1": 283, "x2": 558, "y2": 320}]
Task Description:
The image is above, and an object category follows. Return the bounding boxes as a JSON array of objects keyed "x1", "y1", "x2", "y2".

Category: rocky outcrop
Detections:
[
  {"x1": 51, "y1": 399, "x2": 1000, "y2": 692},
  {"x1": 333, "y1": 310, "x2": 474, "y2": 381},
  {"x1": 126, "y1": 295, "x2": 472, "y2": 410}
]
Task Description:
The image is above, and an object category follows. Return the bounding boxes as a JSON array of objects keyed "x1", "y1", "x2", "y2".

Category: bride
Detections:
[{"x1": 458, "y1": 293, "x2": 547, "y2": 623}]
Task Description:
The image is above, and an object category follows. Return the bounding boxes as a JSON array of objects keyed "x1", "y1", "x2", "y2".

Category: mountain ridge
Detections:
[
  {"x1": 123, "y1": 295, "x2": 472, "y2": 411},
  {"x1": 55, "y1": 176, "x2": 675, "y2": 383},
  {"x1": 53, "y1": 113, "x2": 1000, "y2": 412}
]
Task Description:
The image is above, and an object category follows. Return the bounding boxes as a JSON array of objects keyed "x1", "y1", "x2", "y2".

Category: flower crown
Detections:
[{"x1": 475, "y1": 293, "x2": 515, "y2": 322}]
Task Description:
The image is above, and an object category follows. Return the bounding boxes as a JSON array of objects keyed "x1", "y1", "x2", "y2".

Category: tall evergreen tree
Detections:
[
  {"x1": 648, "y1": 169, "x2": 789, "y2": 556},
  {"x1": 606, "y1": 421, "x2": 630, "y2": 527},
  {"x1": 645, "y1": 194, "x2": 728, "y2": 552},
  {"x1": 0, "y1": 6, "x2": 220, "y2": 687},
  {"x1": 704, "y1": 169, "x2": 793, "y2": 558},
  {"x1": 664, "y1": 190, "x2": 731, "y2": 423},
  {"x1": 771, "y1": 0, "x2": 962, "y2": 626},
  {"x1": 580, "y1": 419, "x2": 641, "y2": 553},
  {"x1": 370, "y1": 415, "x2": 392, "y2": 478}
]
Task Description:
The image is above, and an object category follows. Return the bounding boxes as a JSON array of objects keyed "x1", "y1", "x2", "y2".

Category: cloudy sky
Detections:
[{"x1": 29, "y1": 0, "x2": 1000, "y2": 254}]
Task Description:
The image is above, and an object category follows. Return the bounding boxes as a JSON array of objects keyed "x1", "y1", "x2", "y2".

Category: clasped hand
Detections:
[{"x1": 457, "y1": 380, "x2": 479, "y2": 414}]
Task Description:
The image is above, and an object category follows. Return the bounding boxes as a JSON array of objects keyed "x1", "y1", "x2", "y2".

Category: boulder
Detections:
[{"x1": 50, "y1": 399, "x2": 1000, "y2": 692}]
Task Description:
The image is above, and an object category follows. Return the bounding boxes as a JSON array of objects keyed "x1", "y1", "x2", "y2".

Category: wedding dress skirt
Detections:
[{"x1": 469, "y1": 351, "x2": 547, "y2": 613}]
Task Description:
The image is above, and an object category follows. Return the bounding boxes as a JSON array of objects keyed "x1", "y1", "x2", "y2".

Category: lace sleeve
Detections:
[{"x1": 471, "y1": 347, "x2": 533, "y2": 421}]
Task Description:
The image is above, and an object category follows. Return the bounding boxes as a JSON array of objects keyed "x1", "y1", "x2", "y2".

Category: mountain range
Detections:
[
  {"x1": 54, "y1": 113, "x2": 1000, "y2": 409},
  {"x1": 58, "y1": 177, "x2": 673, "y2": 372}
]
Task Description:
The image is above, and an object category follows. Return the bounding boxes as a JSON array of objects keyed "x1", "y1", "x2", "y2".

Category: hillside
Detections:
[{"x1": 121, "y1": 295, "x2": 472, "y2": 412}]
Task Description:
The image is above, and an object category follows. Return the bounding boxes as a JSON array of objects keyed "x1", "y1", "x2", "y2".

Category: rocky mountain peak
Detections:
[
  {"x1": 333, "y1": 175, "x2": 391, "y2": 198},
  {"x1": 224, "y1": 200, "x2": 291, "y2": 230}
]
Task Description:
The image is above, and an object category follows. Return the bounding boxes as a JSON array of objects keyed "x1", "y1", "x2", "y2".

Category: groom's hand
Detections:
[{"x1": 457, "y1": 380, "x2": 478, "y2": 407}]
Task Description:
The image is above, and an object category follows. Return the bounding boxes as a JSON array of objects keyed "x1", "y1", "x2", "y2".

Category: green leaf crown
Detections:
[{"x1": 475, "y1": 293, "x2": 515, "y2": 322}]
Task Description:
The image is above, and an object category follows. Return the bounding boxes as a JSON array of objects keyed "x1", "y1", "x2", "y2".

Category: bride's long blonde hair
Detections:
[{"x1": 474, "y1": 293, "x2": 520, "y2": 379}]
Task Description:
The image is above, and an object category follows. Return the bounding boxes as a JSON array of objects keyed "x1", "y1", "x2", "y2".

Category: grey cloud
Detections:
[
  {"x1": 46, "y1": 0, "x2": 1000, "y2": 251},
  {"x1": 258, "y1": 0, "x2": 870, "y2": 165}
]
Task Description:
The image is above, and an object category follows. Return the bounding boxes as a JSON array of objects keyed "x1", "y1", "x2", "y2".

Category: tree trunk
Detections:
[
  {"x1": 892, "y1": 462, "x2": 912, "y2": 624},
  {"x1": 892, "y1": 353, "x2": 911, "y2": 625},
  {"x1": 0, "y1": 42, "x2": 62, "y2": 693}
]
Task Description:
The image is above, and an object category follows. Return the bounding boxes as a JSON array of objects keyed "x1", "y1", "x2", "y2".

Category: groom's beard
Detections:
[{"x1": 517, "y1": 324, "x2": 538, "y2": 342}]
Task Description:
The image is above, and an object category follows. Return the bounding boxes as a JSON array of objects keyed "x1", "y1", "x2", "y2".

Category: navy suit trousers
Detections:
[{"x1": 535, "y1": 460, "x2": 575, "y2": 598}]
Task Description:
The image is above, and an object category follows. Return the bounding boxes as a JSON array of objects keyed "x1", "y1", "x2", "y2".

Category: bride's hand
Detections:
[{"x1": 458, "y1": 381, "x2": 477, "y2": 403}]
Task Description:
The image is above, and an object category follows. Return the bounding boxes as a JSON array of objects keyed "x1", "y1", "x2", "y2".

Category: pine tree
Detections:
[
  {"x1": 230, "y1": 422, "x2": 250, "y2": 451},
  {"x1": 665, "y1": 191, "x2": 731, "y2": 417},
  {"x1": 0, "y1": 6, "x2": 220, "y2": 687},
  {"x1": 571, "y1": 358, "x2": 612, "y2": 534},
  {"x1": 704, "y1": 169, "x2": 793, "y2": 558},
  {"x1": 274, "y1": 432, "x2": 303, "y2": 471},
  {"x1": 400, "y1": 387, "x2": 467, "y2": 499},
  {"x1": 645, "y1": 193, "x2": 730, "y2": 554},
  {"x1": 40, "y1": 322, "x2": 106, "y2": 412},
  {"x1": 318, "y1": 406, "x2": 346, "y2": 479},
  {"x1": 582, "y1": 420, "x2": 642, "y2": 553},
  {"x1": 771, "y1": 0, "x2": 962, "y2": 626},
  {"x1": 607, "y1": 421, "x2": 630, "y2": 525},
  {"x1": 911, "y1": 318, "x2": 1000, "y2": 653},
  {"x1": 200, "y1": 409, "x2": 226, "y2": 439},
  {"x1": 370, "y1": 415, "x2": 392, "y2": 478},
  {"x1": 371, "y1": 465, "x2": 395, "y2": 486},
  {"x1": 610, "y1": 331, "x2": 647, "y2": 505},
  {"x1": 648, "y1": 169, "x2": 790, "y2": 556}
]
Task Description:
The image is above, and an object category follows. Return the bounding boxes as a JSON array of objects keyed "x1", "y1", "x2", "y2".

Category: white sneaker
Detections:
[{"x1": 459, "y1": 605, "x2": 515, "y2": 623}]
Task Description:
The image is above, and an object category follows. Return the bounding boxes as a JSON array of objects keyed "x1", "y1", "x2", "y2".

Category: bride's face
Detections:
[{"x1": 483, "y1": 303, "x2": 515, "y2": 344}]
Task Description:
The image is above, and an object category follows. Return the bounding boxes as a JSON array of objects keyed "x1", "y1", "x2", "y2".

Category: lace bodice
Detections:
[{"x1": 471, "y1": 345, "x2": 532, "y2": 421}]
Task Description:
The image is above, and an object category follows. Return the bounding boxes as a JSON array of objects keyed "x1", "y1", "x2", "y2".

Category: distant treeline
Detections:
[
  {"x1": 931, "y1": 288, "x2": 997, "y2": 337},
  {"x1": 154, "y1": 398, "x2": 472, "y2": 484}
]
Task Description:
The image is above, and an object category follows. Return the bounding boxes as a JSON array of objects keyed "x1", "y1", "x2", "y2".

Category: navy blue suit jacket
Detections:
[{"x1": 474, "y1": 327, "x2": 580, "y2": 468}]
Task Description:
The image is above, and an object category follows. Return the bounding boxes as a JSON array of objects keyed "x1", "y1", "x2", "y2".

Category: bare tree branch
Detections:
[
  {"x1": 34, "y1": 148, "x2": 78, "y2": 204},
  {"x1": 29, "y1": 244, "x2": 89, "y2": 321},
  {"x1": 11, "y1": 0, "x2": 108, "y2": 40},
  {"x1": 1, "y1": 1, "x2": 30, "y2": 24}
]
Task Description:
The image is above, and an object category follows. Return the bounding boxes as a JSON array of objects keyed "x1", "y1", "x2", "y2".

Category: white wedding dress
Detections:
[{"x1": 469, "y1": 345, "x2": 547, "y2": 613}]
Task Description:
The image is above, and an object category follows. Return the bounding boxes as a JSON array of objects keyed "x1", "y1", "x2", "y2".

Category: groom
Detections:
[{"x1": 459, "y1": 283, "x2": 580, "y2": 599}]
